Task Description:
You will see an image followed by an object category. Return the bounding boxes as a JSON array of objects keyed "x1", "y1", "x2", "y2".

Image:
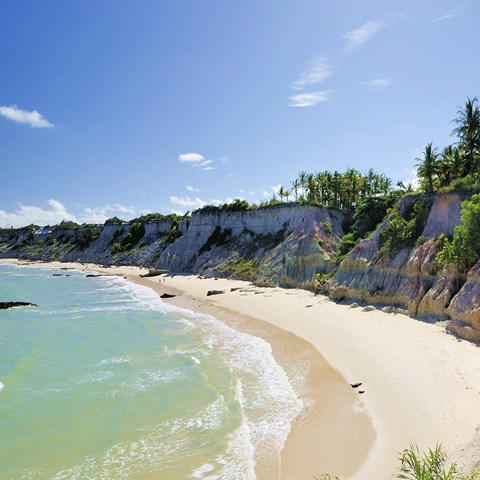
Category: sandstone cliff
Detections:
[
  {"x1": 0, "y1": 204, "x2": 344, "y2": 288},
  {"x1": 330, "y1": 192, "x2": 480, "y2": 341}
]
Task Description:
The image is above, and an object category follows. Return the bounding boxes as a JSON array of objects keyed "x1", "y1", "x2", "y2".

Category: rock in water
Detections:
[
  {"x1": 207, "y1": 290, "x2": 225, "y2": 296},
  {"x1": 0, "y1": 302, "x2": 38, "y2": 310}
]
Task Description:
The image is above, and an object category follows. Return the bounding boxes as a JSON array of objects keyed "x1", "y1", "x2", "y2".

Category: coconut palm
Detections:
[
  {"x1": 416, "y1": 143, "x2": 439, "y2": 193},
  {"x1": 452, "y1": 97, "x2": 480, "y2": 176}
]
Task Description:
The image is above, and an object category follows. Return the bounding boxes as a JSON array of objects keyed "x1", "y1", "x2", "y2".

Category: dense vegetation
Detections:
[
  {"x1": 416, "y1": 98, "x2": 480, "y2": 193},
  {"x1": 437, "y1": 193, "x2": 480, "y2": 271}
]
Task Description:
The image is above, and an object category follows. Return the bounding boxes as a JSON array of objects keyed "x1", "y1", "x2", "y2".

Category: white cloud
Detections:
[
  {"x1": 0, "y1": 105, "x2": 54, "y2": 128},
  {"x1": 365, "y1": 78, "x2": 393, "y2": 89},
  {"x1": 431, "y1": 0, "x2": 471, "y2": 22},
  {"x1": 288, "y1": 91, "x2": 330, "y2": 107},
  {"x1": 169, "y1": 195, "x2": 206, "y2": 209},
  {"x1": 186, "y1": 185, "x2": 200, "y2": 192},
  {"x1": 178, "y1": 153, "x2": 215, "y2": 171},
  {"x1": 342, "y1": 19, "x2": 385, "y2": 52},
  {"x1": 0, "y1": 199, "x2": 149, "y2": 228},
  {"x1": 292, "y1": 56, "x2": 334, "y2": 90},
  {"x1": 178, "y1": 152, "x2": 205, "y2": 163}
]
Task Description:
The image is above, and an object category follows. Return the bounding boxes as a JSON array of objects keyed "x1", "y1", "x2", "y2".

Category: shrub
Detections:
[
  {"x1": 105, "y1": 216, "x2": 123, "y2": 224},
  {"x1": 76, "y1": 227, "x2": 101, "y2": 248},
  {"x1": 394, "y1": 444, "x2": 478, "y2": 480},
  {"x1": 379, "y1": 198, "x2": 432, "y2": 255},
  {"x1": 217, "y1": 257, "x2": 259, "y2": 281},
  {"x1": 112, "y1": 242, "x2": 122, "y2": 254},
  {"x1": 199, "y1": 226, "x2": 232, "y2": 254},
  {"x1": 323, "y1": 222, "x2": 332, "y2": 235},
  {"x1": 121, "y1": 221, "x2": 145, "y2": 250},
  {"x1": 437, "y1": 193, "x2": 480, "y2": 271}
]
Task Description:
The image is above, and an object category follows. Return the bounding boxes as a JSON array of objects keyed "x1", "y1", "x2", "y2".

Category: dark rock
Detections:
[
  {"x1": 230, "y1": 287, "x2": 241, "y2": 292},
  {"x1": 306, "y1": 304, "x2": 313, "y2": 308},
  {"x1": 160, "y1": 293, "x2": 176, "y2": 299},
  {"x1": 86, "y1": 274, "x2": 103, "y2": 278},
  {"x1": 207, "y1": 290, "x2": 225, "y2": 296},
  {"x1": 358, "y1": 390, "x2": 365, "y2": 394},
  {"x1": 140, "y1": 269, "x2": 168, "y2": 278},
  {"x1": 0, "y1": 301, "x2": 38, "y2": 310},
  {"x1": 350, "y1": 382, "x2": 362, "y2": 388}
]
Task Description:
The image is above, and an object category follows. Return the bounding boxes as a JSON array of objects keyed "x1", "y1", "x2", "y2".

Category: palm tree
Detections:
[
  {"x1": 416, "y1": 143, "x2": 439, "y2": 193},
  {"x1": 452, "y1": 97, "x2": 480, "y2": 176}
]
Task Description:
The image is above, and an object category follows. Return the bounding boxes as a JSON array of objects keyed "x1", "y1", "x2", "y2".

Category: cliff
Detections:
[
  {"x1": 329, "y1": 192, "x2": 480, "y2": 341},
  {"x1": 0, "y1": 204, "x2": 344, "y2": 288},
  {"x1": 3, "y1": 194, "x2": 480, "y2": 342}
]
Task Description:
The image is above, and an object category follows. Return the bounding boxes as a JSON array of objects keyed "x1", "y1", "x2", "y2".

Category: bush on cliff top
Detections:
[{"x1": 437, "y1": 193, "x2": 480, "y2": 271}]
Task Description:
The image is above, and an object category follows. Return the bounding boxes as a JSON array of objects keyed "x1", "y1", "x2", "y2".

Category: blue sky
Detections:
[{"x1": 1, "y1": 0, "x2": 479, "y2": 226}]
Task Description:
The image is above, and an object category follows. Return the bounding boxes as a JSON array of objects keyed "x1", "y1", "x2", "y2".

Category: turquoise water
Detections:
[{"x1": 0, "y1": 264, "x2": 300, "y2": 480}]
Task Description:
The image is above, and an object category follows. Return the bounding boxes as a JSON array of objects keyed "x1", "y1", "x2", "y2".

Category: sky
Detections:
[{"x1": 1, "y1": 0, "x2": 480, "y2": 227}]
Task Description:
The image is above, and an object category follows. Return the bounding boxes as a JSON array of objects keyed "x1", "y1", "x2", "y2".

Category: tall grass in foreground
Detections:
[{"x1": 313, "y1": 444, "x2": 479, "y2": 480}]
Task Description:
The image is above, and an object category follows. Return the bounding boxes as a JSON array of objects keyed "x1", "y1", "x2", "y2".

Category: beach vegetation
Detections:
[
  {"x1": 217, "y1": 257, "x2": 259, "y2": 281},
  {"x1": 105, "y1": 216, "x2": 123, "y2": 224},
  {"x1": 379, "y1": 198, "x2": 432, "y2": 255},
  {"x1": 394, "y1": 444, "x2": 479, "y2": 480},
  {"x1": 162, "y1": 217, "x2": 183, "y2": 246},
  {"x1": 121, "y1": 221, "x2": 145, "y2": 250},
  {"x1": 200, "y1": 226, "x2": 233, "y2": 254},
  {"x1": 437, "y1": 193, "x2": 480, "y2": 271},
  {"x1": 76, "y1": 226, "x2": 101, "y2": 248}
]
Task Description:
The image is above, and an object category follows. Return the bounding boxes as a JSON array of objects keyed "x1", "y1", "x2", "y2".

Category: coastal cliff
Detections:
[
  {"x1": 2, "y1": 194, "x2": 480, "y2": 342},
  {"x1": 330, "y1": 192, "x2": 480, "y2": 341},
  {"x1": 0, "y1": 204, "x2": 344, "y2": 289}
]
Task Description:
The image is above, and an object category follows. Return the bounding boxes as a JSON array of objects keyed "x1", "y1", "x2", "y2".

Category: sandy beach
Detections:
[{"x1": 3, "y1": 259, "x2": 480, "y2": 479}]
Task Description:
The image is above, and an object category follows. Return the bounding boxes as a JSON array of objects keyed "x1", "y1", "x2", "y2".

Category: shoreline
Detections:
[{"x1": 3, "y1": 259, "x2": 480, "y2": 478}]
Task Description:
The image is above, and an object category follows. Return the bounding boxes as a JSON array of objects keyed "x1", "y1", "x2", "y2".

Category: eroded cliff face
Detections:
[
  {"x1": 156, "y1": 205, "x2": 344, "y2": 287},
  {"x1": 330, "y1": 193, "x2": 480, "y2": 341},
  {"x1": 0, "y1": 204, "x2": 344, "y2": 288}
]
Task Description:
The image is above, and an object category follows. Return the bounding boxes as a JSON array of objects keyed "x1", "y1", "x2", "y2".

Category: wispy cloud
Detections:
[
  {"x1": 169, "y1": 195, "x2": 206, "y2": 209},
  {"x1": 365, "y1": 78, "x2": 393, "y2": 90},
  {"x1": 0, "y1": 105, "x2": 53, "y2": 128},
  {"x1": 288, "y1": 91, "x2": 330, "y2": 107},
  {"x1": 178, "y1": 152, "x2": 205, "y2": 163},
  {"x1": 342, "y1": 19, "x2": 386, "y2": 52},
  {"x1": 186, "y1": 185, "x2": 199, "y2": 192},
  {"x1": 178, "y1": 153, "x2": 215, "y2": 171},
  {"x1": 431, "y1": 0, "x2": 471, "y2": 22},
  {"x1": 292, "y1": 56, "x2": 334, "y2": 90},
  {"x1": 0, "y1": 200, "x2": 146, "y2": 228}
]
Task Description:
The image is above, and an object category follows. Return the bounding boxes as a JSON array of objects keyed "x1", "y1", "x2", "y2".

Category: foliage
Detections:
[
  {"x1": 194, "y1": 199, "x2": 253, "y2": 215},
  {"x1": 162, "y1": 218, "x2": 183, "y2": 246},
  {"x1": 105, "y1": 216, "x2": 123, "y2": 224},
  {"x1": 395, "y1": 444, "x2": 478, "y2": 480},
  {"x1": 217, "y1": 257, "x2": 259, "y2": 281},
  {"x1": 54, "y1": 220, "x2": 80, "y2": 230},
  {"x1": 416, "y1": 143, "x2": 439, "y2": 193},
  {"x1": 112, "y1": 226, "x2": 123, "y2": 240},
  {"x1": 437, "y1": 193, "x2": 480, "y2": 271},
  {"x1": 111, "y1": 242, "x2": 122, "y2": 254},
  {"x1": 76, "y1": 227, "x2": 101, "y2": 248},
  {"x1": 121, "y1": 221, "x2": 145, "y2": 250},
  {"x1": 199, "y1": 226, "x2": 233, "y2": 254},
  {"x1": 379, "y1": 198, "x2": 432, "y2": 255}
]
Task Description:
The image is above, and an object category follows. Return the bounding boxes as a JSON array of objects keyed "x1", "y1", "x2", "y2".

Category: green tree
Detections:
[
  {"x1": 416, "y1": 143, "x2": 439, "y2": 192},
  {"x1": 437, "y1": 193, "x2": 480, "y2": 271},
  {"x1": 452, "y1": 97, "x2": 480, "y2": 176}
]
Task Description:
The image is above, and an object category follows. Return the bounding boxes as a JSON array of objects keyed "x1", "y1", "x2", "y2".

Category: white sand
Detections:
[{"x1": 3, "y1": 259, "x2": 480, "y2": 478}]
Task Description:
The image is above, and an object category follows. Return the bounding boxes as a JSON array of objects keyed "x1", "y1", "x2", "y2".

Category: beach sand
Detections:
[{"x1": 3, "y1": 259, "x2": 480, "y2": 479}]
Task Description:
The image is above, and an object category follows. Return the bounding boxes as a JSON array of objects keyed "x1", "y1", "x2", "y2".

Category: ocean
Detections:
[{"x1": 0, "y1": 263, "x2": 301, "y2": 480}]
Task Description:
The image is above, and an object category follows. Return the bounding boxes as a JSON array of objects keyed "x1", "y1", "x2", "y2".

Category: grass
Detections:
[
  {"x1": 217, "y1": 257, "x2": 259, "y2": 281},
  {"x1": 313, "y1": 445, "x2": 479, "y2": 480}
]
